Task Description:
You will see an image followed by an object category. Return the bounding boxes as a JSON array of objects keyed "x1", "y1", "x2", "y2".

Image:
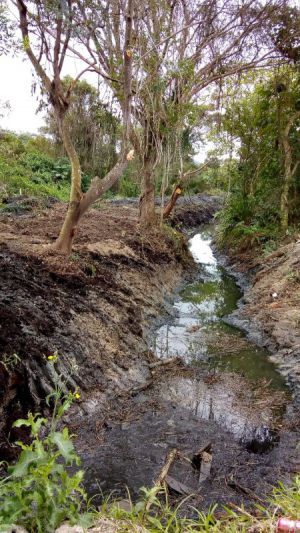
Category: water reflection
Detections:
[
  {"x1": 154, "y1": 229, "x2": 287, "y2": 392},
  {"x1": 161, "y1": 376, "x2": 273, "y2": 441}
]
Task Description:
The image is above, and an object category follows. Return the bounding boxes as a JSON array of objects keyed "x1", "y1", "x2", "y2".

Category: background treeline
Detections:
[
  {"x1": 0, "y1": 79, "x2": 209, "y2": 202},
  {"x1": 1, "y1": 65, "x2": 300, "y2": 253},
  {"x1": 210, "y1": 66, "x2": 300, "y2": 250}
]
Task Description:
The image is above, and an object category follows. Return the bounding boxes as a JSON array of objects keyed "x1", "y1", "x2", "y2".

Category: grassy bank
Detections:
[{"x1": 100, "y1": 478, "x2": 300, "y2": 532}]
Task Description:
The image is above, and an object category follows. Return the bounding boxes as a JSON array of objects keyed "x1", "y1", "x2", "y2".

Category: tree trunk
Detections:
[
  {"x1": 52, "y1": 109, "x2": 133, "y2": 253},
  {"x1": 139, "y1": 160, "x2": 156, "y2": 226},
  {"x1": 163, "y1": 183, "x2": 183, "y2": 219},
  {"x1": 54, "y1": 155, "x2": 132, "y2": 253},
  {"x1": 280, "y1": 176, "x2": 290, "y2": 233},
  {"x1": 162, "y1": 165, "x2": 206, "y2": 219},
  {"x1": 53, "y1": 113, "x2": 83, "y2": 253},
  {"x1": 280, "y1": 111, "x2": 300, "y2": 232},
  {"x1": 53, "y1": 201, "x2": 82, "y2": 254}
]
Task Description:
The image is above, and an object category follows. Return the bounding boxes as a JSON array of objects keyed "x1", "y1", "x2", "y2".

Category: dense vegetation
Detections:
[
  {"x1": 0, "y1": 132, "x2": 71, "y2": 202},
  {"x1": 212, "y1": 66, "x2": 300, "y2": 250},
  {"x1": 0, "y1": 126, "x2": 208, "y2": 205}
]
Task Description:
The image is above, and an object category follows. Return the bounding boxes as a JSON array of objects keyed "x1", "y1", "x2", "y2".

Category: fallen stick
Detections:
[
  {"x1": 149, "y1": 357, "x2": 182, "y2": 370},
  {"x1": 154, "y1": 448, "x2": 178, "y2": 486},
  {"x1": 227, "y1": 479, "x2": 264, "y2": 503},
  {"x1": 146, "y1": 448, "x2": 178, "y2": 512},
  {"x1": 129, "y1": 380, "x2": 153, "y2": 397}
]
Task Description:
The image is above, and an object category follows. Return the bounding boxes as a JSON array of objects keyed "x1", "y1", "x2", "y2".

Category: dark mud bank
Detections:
[{"x1": 0, "y1": 195, "x2": 219, "y2": 462}]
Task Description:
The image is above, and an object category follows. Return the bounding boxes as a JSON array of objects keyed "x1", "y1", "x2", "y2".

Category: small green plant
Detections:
[
  {"x1": 69, "y1": 252, "x2": 81, "y2": 262},
  {"x1": 0, "y1": 356, "x2": 94, "y2": 533},
  {"x1": 1, "y1": 352, "x2": 21, "y2": 372},
  {"x1": 262, "y1": 239, "x2": 278, "y2": 256},
  {"x1": 287, "y1": 270, "x2": 300, "y2": 283}
]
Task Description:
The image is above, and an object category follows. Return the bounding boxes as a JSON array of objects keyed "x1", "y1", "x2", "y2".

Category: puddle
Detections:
[
  {"x1": 153, "y1": 228, "x2": 288, "y2": 394},
  {"x1": 158, "y1": 374, "x2": 282, "y2": 449}
]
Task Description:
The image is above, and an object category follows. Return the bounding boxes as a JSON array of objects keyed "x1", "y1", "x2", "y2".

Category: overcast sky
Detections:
[
  {"x1": 0, "y1": 51, "x2": 88, "y2": 134},
  {"x1": 0, "y1": 55, "x2": 43, "y2": 133}
]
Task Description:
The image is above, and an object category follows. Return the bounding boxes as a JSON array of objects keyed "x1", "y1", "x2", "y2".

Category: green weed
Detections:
[
  {"x1": 0, "y1": 357, "x2": 95, "y2": 533},
  {"x1": 99, "y1": 478, "x2": 300, "y2": 532},
  {"x1": 0, "y1": 352, "x2": 21, "y2": 372}
]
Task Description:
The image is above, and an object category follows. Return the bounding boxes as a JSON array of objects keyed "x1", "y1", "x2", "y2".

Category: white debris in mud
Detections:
[{"x1": 55, "y1": 519, "x2": 147, "y2": 532}]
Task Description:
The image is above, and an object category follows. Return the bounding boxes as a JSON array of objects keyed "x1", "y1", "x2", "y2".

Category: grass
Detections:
[{"x1": 96, "y1": 478, "x2": 300, "y2": 532}]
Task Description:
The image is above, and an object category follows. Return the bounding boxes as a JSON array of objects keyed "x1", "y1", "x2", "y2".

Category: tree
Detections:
[
  {"x1": 214, "y1": 67, "x2": 300, "y2": 240},
  {"x1": 276, "y1": 74, "x2": 300, "y2": 231},
  {"x1": 73, "y1": 0, "x2": 288, "y2": 226},
  {"x1": 268, "y1": 3, "x2": 300, "y2": 65},
  {"x1": 0, "y1": 2, "x2": 15, "y2": 54},
  {"x1": 15, "y1": 0, "x2": 134, "y2": 253},
  {"x1": 42, "y1": 77, "x2": 119, "y2": 181}
]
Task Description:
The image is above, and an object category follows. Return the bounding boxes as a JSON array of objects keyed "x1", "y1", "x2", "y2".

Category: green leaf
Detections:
[
  {"x1": 31, "y1": 417, "x2": 47, "y2": 436},
  {"x1": 51, "y1": 428, "x2": 76, "y2": 463},
  {"x1": 8, "y1": 449, "x2": 37, "y2": 478},
  {"x1": 147, "y1": 515, "x2": 164, "y2": 529},
  {"x1": 8, "y1": 440, "x2": 47, "y2": 478},
  {"x1": 13, "y1": 418, "x2": 33, "y2": 428}
]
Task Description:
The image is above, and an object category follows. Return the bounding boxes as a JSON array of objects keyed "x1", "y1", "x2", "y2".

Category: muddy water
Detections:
[
  {"x1": 154, "y1": 228, "x2": 288, "y2": 392},
  {"x1": 81, "y1": 228, "x2": 295, "y2": 504}
]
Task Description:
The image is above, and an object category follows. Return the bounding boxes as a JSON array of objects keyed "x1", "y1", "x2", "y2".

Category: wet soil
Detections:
[
  {"x1": 0, "y1": 195, "x2": 214, "y2": 461},
  {"x1": 221, "y1": 237, "x2": 300, "y2": 401},
  {"x1": 78, "y1": 384, "x2": 299, "y2": 510},
  {"x1": 0, "y1": 194, "x2": 299, "y2": 514}
]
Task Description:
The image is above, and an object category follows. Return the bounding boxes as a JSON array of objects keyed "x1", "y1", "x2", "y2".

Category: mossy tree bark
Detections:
[{"x1": 139, "y1": 157, "x2": 157, "y2": 226}]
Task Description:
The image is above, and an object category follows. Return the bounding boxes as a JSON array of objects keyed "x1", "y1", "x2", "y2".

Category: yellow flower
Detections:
[
  {"x1": 47, "y1": 353, "x2": 58, "y2": 363},
  {"x1": 74, "y1": 392, "x2": 81, "y2": 400}
]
